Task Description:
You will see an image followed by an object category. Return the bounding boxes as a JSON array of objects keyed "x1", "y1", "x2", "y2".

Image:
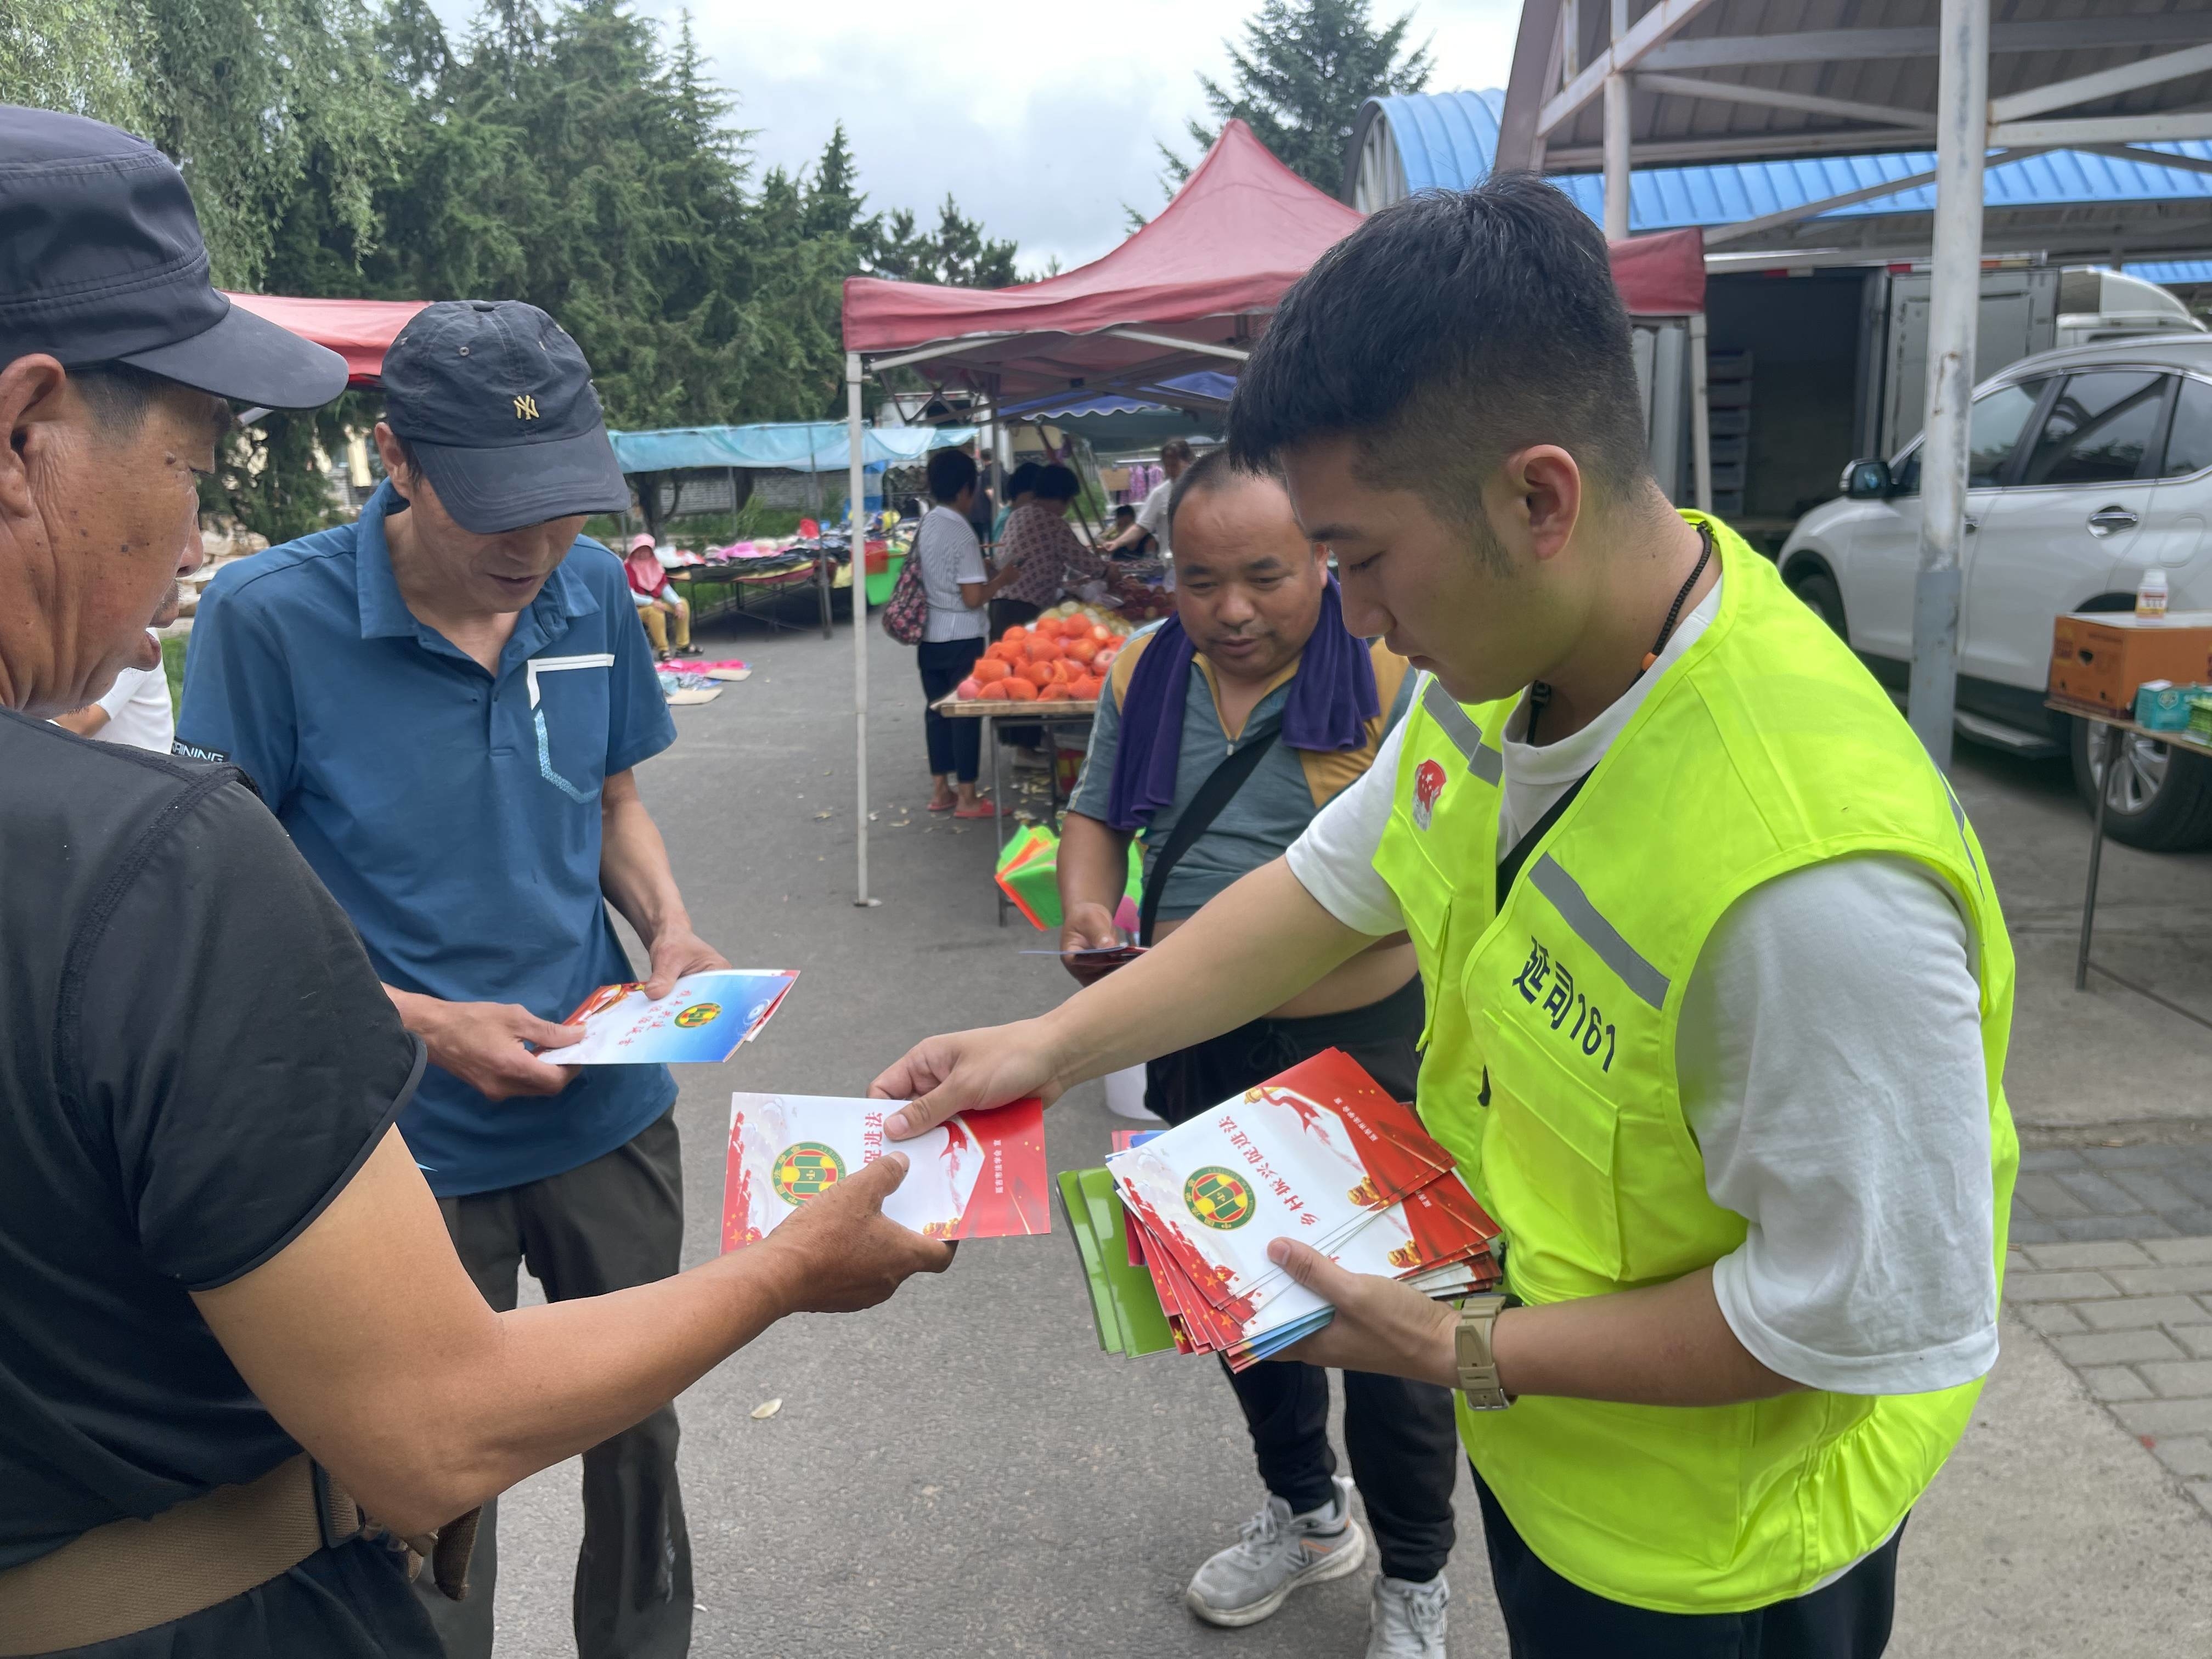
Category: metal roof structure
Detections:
[
  {"x1": 1352, "y1": 86, "x2": 2212, "y2": 259},
  {"x1": 1491, "y1": 2, "x2": 2212, "y2": 256},
  {"x1": 1500, "y1": 2, "x2": 2212, "y2": 167},
  {"x1": 1481, "y1": 1, "x2": 2212, "y2": 771}
]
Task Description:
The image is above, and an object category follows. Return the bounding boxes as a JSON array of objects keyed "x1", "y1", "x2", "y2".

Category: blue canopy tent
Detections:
[
  {"x1": 608, "y1": 419, "x2": 978, "y2": 525},
  {"x1": 607, "y1": 421, "x2": 978, "y2": 639},
  {"x1": 990, "y1": 372, "x2": 1231, "y2": 455},
  {"x1": 608, "y1": 420, "x2": 979, "y2": 475}
]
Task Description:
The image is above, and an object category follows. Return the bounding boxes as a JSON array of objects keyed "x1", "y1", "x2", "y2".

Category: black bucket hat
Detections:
[
  {"x1": 379, "y1": 300, "x2": 630, "y2": 534},
  {"x1": 0, "y1": 105, "x2": 346, "y2": 408}
]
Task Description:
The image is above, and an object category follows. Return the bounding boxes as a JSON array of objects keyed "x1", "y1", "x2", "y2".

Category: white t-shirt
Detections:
[
  {"x1": 1134, "y1": 477, "x2": 1175, "y2": 556},
  {"x1": 1286, "y1": 582, "x2": 1998, "y2": 1397},
  {"x1": 81, "y1": 639, "x2": 176, "y2": 753},
  {"x1": 912, "y1": 505, "x2": 989, "y2": 644}
]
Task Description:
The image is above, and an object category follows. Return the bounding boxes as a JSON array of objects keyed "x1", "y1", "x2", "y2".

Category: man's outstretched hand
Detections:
[
  {"x1": 761, "y1": 1153, "x2": 956, "y2": 1313},
  {"x1": 868, "y1": 1019, "x2": 1064, "y2": 1140},
  {"x1": 1058, "y1": 900, "x2": 1124, "y2": 986}
]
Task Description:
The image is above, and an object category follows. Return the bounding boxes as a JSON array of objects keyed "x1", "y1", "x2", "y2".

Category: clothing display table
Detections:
[{"x1": 667, "y1": 553, "x2": 831, "y2": 636}]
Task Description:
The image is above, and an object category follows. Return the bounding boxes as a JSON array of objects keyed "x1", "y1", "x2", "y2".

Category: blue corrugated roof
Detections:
[
  {"x1": 1369, "y1": 91, "x2": 2212, "y2": 232},
  {"x1": 1370, "y1": 91, "x2": 1506, "y2": 199}
]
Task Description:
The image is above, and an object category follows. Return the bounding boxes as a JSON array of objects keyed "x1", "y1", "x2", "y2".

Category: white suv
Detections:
[{"x1": 1779, "y1": 333, "x2": 2212, "y2": 850}]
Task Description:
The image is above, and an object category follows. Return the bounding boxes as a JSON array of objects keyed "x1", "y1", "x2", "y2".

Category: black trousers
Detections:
[
  {"x1": 1147, "y1": 977, "x2": 1459, "y2": 1583},
  {"x1": 917, "y1": 636, "x2": 986, "y2": 782},
  {"x1": 987, "y1": 596, "x2": 1041, "y2": 636},
  {"x1": 417, "y1": 1113, "x2": 691, "y2": 1659},
  {"x1": 1474, "y1": 1467, "x2": 1904, "y2": 1658}
]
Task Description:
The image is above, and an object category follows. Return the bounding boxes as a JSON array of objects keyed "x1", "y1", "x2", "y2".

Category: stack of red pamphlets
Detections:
[{"x1": 1077, "y1": 1051, "x2": 1502, "y2": 1370}]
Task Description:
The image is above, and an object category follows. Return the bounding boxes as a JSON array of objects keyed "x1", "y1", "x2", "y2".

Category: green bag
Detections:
[{"x1": 994, "y1": 825, "x2": 1143, "y2": 932}]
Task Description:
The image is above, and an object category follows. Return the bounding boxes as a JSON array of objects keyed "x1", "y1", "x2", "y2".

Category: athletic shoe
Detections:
[
  {"x1": 1184, "y1": 1475, "x2": 1368, "y2": 1628},
  {"x1": 1365, "y1": 1573, "x2": 1449, "y2": 1659}
]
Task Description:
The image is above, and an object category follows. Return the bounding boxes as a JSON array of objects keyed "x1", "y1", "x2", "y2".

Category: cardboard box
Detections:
[{"x1": 2050, "y1": 612, "x2": 2212, "y2": 712}]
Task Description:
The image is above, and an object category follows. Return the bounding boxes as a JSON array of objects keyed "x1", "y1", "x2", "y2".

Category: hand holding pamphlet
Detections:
[
  {"x1": 558, "y1": 969, "x2": 797, "y2": 1064},
  {"x1": 724, "y1": 1092, "x2": 1051, "y2": 1250},
  {"x1": 1059, "y1": 1051, "x2": 1502, "y2": 1370}
]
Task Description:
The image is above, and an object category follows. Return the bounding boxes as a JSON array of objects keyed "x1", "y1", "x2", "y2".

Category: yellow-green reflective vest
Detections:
[{"x1": 1372, "y1": 514, "x2": 2018, "y2": 1614}]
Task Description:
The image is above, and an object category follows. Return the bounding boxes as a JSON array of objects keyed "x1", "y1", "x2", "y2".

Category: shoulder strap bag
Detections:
[{"x1": 1136, "y1": 715, "x2": 1283, "y2": 946}]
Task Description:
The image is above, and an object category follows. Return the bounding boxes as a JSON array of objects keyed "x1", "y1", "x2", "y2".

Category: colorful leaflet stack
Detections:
[{"x1": 1059, "y1": 1050, "x2": 1502, "y2": 1370}]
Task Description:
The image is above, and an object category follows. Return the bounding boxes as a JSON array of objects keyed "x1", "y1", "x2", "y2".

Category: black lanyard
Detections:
[{"x1": 1525, "y1": 522, "x2": 1713, "y2": 747}]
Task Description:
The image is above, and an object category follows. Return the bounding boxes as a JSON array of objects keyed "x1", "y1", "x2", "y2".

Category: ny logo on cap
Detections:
[{"x1": 514, "y1": 394, "x2": 540, "y2": 420}]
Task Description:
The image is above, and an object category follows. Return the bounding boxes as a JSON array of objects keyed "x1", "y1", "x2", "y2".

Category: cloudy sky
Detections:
[{"x1": 430, "y1": 1, "x2": 1522, "y2": 272}]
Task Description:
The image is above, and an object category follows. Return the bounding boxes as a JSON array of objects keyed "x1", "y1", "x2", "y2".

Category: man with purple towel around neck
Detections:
[{"x1": 1052, "y1": 452, "x2": 1452, "y2": 1659}]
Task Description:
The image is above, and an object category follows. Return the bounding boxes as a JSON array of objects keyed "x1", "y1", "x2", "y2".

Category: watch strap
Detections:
[{"x1": 1455, "y1": 1293, "x2": 1515, "y2": 1410}]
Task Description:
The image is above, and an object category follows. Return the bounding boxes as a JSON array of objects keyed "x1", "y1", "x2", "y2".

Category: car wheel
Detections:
[
  {"x1": 1788, "y1": 568, "x2": 1848, "y2": 639},
  {"x1": 2070, "y1": 717, "x2": 2212, "y2": 851}
]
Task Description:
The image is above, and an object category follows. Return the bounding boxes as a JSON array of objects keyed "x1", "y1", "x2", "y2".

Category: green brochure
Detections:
[
  {"x1": 1079, "y1": 1165, "x2": 1177, "y2": 1356},
  {"x1": 1057, "y1": 1170, "x2": 1119, "y2": 1352}
]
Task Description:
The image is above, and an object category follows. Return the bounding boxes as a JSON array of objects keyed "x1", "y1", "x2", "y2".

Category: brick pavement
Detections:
[
  {"x1": 2006, "y1": 1233, "x2": 2212, "y2": 1521},
  {"x1": 2011, "y1": 1143, "x2": 2212, "y2": 1243}
]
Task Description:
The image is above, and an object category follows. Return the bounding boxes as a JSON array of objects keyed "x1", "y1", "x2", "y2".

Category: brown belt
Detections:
[{"x1": 0, "y1": 1454, "x2": 478, "y2": 1656}]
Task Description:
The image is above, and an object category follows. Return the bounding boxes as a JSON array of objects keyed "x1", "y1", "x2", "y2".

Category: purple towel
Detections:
[{"x1": 1104, "y1": 577, "x2": 1379, "y2": 831}]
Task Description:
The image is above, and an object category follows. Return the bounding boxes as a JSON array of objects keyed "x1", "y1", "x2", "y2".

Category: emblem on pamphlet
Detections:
[
  {"x1": 771, "y1": 1142, "x2": 845, "y2": 1204},
  {"x1": 674, "y1": 1002, "x2": 722, "y2": 1028},
  {"x1": 1413, "y1": 758, "x2": 1447, "y2": 830},
  {"x1": 724, "y1": 1094, "x2": 1050, "y2": 1253},
  {"x1": 1184, "y1": 1167, "x2": 1256, "y2": 1230}
]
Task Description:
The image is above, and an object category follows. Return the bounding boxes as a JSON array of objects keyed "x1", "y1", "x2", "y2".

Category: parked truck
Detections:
[{"x1": 1640, "y1": 262, "x2": 2202, "y2": 546}]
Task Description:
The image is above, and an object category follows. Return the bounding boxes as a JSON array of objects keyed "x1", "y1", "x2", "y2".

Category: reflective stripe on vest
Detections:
[
  {"x1": 1370, "y1": 515, "x2": 2019, "y2": 1615},
  {"x1": 1420, "y1": 675, "x2": 1503, "y2": 783},
  {"x1": 1525, "y1": 854, "x2": 1669, "y2": 1010}
]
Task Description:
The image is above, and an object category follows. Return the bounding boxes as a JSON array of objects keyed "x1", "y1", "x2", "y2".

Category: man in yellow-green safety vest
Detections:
[{"x1": 870, "y1": 174, "x2": 2016, "y2": 1659}]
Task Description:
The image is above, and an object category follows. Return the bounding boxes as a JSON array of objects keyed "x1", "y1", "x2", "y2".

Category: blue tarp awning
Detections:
[{"x1": 607, "y1": 421, "x2": 979, "y2": 475}]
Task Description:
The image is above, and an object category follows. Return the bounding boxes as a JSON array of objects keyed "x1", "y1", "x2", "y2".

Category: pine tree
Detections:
[
  {"x1": 803, "y1": 123, "x2": 866, "y2": 240},
  {"x1": 1164, "y1": 0, "x2": 1431, "y2": 195}
]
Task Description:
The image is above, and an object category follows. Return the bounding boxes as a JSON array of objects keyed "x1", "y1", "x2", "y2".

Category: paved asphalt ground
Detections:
[{"x1": 482, "y1": 607, "x2": 2208, "y2": 1657}]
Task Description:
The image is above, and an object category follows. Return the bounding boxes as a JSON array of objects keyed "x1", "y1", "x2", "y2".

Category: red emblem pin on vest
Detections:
[{"x1": 1413, "y1": 758, "x2": 1447, "y2": 830}]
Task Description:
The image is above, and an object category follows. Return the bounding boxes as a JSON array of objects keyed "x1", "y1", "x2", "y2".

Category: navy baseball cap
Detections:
[
  {"x1": 380, "y1": 300, "x2": 629, "y2": 534},
  {"x1": 0, "y1": 105, "x2": 346, "y2": 408}
]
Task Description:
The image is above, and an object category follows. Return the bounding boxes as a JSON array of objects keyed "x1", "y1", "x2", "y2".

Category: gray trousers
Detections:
[{"x1": 416, "y1": 1110, "x2": 691, "y2": 1659}]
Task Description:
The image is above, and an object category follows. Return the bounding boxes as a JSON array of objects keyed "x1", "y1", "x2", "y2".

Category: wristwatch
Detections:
[{"x1": 1454, "y1": 1293, "x2": 1519, "y2": 1410}]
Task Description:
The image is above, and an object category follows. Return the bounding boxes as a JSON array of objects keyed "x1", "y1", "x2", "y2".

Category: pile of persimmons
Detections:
[{"x1": 954, "y1": 613, "x2": 1127, "y2": 704}]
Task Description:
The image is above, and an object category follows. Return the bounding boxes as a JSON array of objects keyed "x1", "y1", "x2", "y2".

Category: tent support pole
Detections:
[
  {"x1": 1602, "y1": 2, "x2": 1631, "y2": 239},
  {"x1": 1909, "y1": 0, "x2": 1988, "y2": 775},
  {"x1": 809, "y1": 464, "x2": 831, "y2": 637},
  {"x1": 850, "y1": 352, "x2": 879, "y2": 906},
  {"x1": 1688, "y1": 311, "x2": 1713, "y2": 512}
]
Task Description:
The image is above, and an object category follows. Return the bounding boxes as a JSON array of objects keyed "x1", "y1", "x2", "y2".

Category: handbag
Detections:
[{"x1": 880, "y1": 536, "x2": 930, "y2": 645}]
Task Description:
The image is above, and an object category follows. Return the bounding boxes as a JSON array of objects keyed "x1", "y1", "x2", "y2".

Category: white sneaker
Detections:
[
  {"x1": 1365, "y1": 1573, "x2": 1449, "y2": 1658},
  {"x1": 1184, "y1": 1475, "x2": 1369, "y2": 1628}
]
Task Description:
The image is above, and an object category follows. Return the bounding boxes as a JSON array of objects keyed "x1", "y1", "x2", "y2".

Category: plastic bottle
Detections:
[{"x1": 2138, "y1": 567, "x2": 2170, "y2": 620}]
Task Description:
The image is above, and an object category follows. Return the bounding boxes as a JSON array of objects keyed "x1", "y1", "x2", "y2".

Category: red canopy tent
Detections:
[
  {"x1": 222, "y1": 294, "x2": 427, "y2": 388},
  {"x1": 833, "y1": 122, "x2": 1708, "y2": 904},
  {"x1": 843, "y1": 120, "x2": 1364, "y2": 405}
]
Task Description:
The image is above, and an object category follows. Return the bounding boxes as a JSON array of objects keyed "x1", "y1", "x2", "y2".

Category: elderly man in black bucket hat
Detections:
[{"x1": 0, "y1": 105, "x2": 953, "y2": 1659}]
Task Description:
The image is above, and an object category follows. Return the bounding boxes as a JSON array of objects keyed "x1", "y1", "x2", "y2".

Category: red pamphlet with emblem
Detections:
[
  {"x1": 1099, "y1": 1051, "x2": 1501, "y2": 1369},
  {"x1": 723, "y1": 1093, "x2": 1049, "y2": 1250}
]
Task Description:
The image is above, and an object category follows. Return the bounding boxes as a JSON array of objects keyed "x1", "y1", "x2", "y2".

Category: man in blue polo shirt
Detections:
[{"x1": 178, "y1": 300, "x2": 724, "y2": 1659}]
